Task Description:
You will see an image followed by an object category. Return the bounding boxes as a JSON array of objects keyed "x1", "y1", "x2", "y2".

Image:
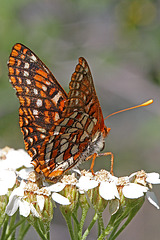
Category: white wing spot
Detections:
[
  {"x1": 24, "y1": 62, "x2": 29, "y2": 69},
  {"x1": 33, "y1": 88, "x2": 38, "y2": 95},
  {"x1": 54, "y1": 112, "x2": 59, "y2": 121},
  {"x1": 42, "y1": 85, "x2": 47, "y2": 91},
  {"x1": 26, "y1": 79, "x2": 31, "y2": 85},
  {"x1": 36, "y1": 99, "x2": 43, "y2": 107},
  {"x1": 52, "y1": 91, "x2": 62, "y2": 105},
  {"x1": 33, "y1": 109, "x2": 38, "y2": 115},
  {"x1": 24, "y1": 71, "x2": 29, "y2": 77},
  {"x1": 46, "y1": 81, "x2": 51, "y2": 85},
  {"x1": 30, "y1": 54, "x2": 37, "y2": 62},
  {"x1": 34, "y1": 88, "x2": 38, "y2": 95}
]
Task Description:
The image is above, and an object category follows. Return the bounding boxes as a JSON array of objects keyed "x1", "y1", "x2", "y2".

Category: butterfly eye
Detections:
[{"x1": 103, "y1": 125, "x2": 110, "y2": 138}]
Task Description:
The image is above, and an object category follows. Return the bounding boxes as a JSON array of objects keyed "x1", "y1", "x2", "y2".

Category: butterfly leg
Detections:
[
  {"x1": 86, "y1": 153, "x2": 98, "y2": 175},
  {"x1": 87, "y1": 152, "x2": 114, "y2": 176},
  {"x1": 98, "y1": 152, "x2": 114, "y2": 175}
]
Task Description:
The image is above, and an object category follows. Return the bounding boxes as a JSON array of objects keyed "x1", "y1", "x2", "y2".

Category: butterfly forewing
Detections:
[
  {"x1": 8, "y1": 43, "x2": 67, "y2": 159},
  {"x1": 64, "y1": 57, "x2": 105, "y2": 134},
  {"x1": 9, "y1": 45, "x2": 107, "y2": 182}
]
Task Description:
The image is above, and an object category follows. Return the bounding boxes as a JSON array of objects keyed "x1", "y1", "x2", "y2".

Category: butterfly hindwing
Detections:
[{"x1": 8, "y1": 43, "x2": 68, "y2": 159}]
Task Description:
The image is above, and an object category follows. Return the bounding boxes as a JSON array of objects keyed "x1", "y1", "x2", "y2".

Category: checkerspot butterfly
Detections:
[{"x1": 8, "y1": 43, "x2": 112, "y2": 182}]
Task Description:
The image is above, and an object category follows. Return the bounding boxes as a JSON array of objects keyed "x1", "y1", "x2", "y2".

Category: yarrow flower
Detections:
[{"x1": 0, "y1": 147, "x2": 159, "y2": 240}]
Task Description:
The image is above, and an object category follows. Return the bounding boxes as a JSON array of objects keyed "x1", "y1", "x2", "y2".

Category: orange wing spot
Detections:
[
  {"x1": 31, "y1": 159, "x2": 38, "y2": 168},
  {"x1": 79, "y1": 141, "x2": 88, "y2": 152},
  {"x1": 28, "y1": 127, "x2": 33, "y2": 133},
  {"x1": 14, "y1": 44, "x2": 22, "y2": 51},
  {"x1": 12, "y1": 49, "x2": 19, "y2": 57},
  {"x1": 71, "y1": 72, "x2": 76, "y2": 81},
  {"x1": 35, "y1": 80, "x2": 43, "y2": 88},
  {"x1": 23, "y1": 48, "x2": 28, "y2": 54},
  {"x1": 17, "y1": 77, "x2": 22, "y2": 84},
  {"x1": 17, "y1": 59, "x2": 21, "y2": 67},
  {"x1": 28, "y1": 150, "x2": 33, "y2": 158},
  {"x1": 9, "y1": 57, "x2": 15, "y2": 66},
  {"x1": 25, "y1": 96, "x2": 31, "y2": 106},
  {"x1": 19, "y1": 108, "x2": 23, "y2": 115},
  {"x1": 25, "y1": 86, "x2": 30, "y2": 94},
  {"x1": 15, "y1": 86, "x2": 22, "y2": 93},
  {"x1": 42, "y1": 168, "x2": 49, "y2": 176},
  {"x1": 40, "y1": 90, "x2": 47, "y2": 98},
  {"x1": 44, "y1": 99, "x2": 52, "y2": 109},
  {"x1": 28, "y1": 108, "x2": 33, "y2": 116},
  {"x1": 35, "y1": 165, "x2": 41, "y2": 173},
  {"x1": 63, "y1": 147, "x2": 72, "y2": 160},
  {"x1": 48, "y1": 169, "x2": 64, "y2": 178},
  {"x1": 67, "y1": 118, "x2": 74, "y2": 126},
  {"x1": 19, "y1": 96, "x2": 24, "y2": 104},
  {"x1": 9, "y1": 67, "x2": 14, "y2": 75},
  {"x1": 36, "y1": 69, "x2": 48, "y2": 78},
  {"x1": 16, "y1": 68, "x2": 20, "y2": 75},
  {"x1": 19, "y1": 121, "x2": 23, "y2": 128},
  {"x1": 34, "y1": 135, "x2": 38, "y2": 142},
  {"x1": 10, "y1": 76, "x2": 16, "y2": 84},
  {"x1": 49, "y1": 88, "x2": 56, "y2": 96},
  {"x1": 54, "y1": 140, "x2": 60, "y2": 149},
  {"x1": 20, "y1": 54, "x2": 25, "y2": 60},
  {"x1": 23, "y1": 109, "x2": 28, "y2": 117},
  {"x1": 73, "y1": 152, "x2": 80, "y2": 161},
  {"x1": 59, "y1": 100, "x2": 65, "y2": 111},
  {"x1": 51, "y1": 149, "x2": 58, "y2": 159}
]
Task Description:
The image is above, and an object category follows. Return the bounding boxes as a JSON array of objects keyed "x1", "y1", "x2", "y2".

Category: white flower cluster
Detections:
[{"x1": 0, "y1": 147, "x2": 159, "y2": 218}]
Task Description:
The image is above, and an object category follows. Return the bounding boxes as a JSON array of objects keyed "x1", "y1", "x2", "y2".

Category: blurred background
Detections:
[{"x1": 0, "y1": 0, "x2": 160, "y2": 239}]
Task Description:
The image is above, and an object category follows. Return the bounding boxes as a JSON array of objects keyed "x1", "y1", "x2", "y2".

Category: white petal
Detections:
[
  {"x1": 18, "y1": 168, "x2": 34, "y2": 180},
  {"x1": 5, "y1": 149, "x2": 32, "y2": 169},
  {"x1": 109, "y1": 175, "x2": 119, "y2": 184},
  {"x1": 123, "y1": 183, "x2": 148, "y2": 199},
  {"x1": 76, "y1": 176, "x2": 98, "y2": 192},
  {"x1": 99, "y1": 181, "x2": 120, "y2": 200},
  {"x1": 0, "y1": 185, "x2": 8, "y2": 195},
  {"x1": 146, "y1": 173, "x2": 160, "y2": 184},
  {"x1": 48, "y1": 182, "x2": 66, "y2": 192},
  {"x1": 19, "y1": 200, "x2": 30, "y2": 217},
  {"x1": 30, "y1": 204, "x2": 41, "y2": 218},
  {"x1": 0, "y1": 170, "x2": 16, "y2": 189},
  {"x1": 52, "y1": 192, "x2": 71, "y2": 205},
  {"x1": 5, "y1": 196, "x2": 20, "y2": 216},
  {"x1": 37, "y1": 195, "x2": 45, "y2": 212},
  {"x1": 146, "y1": 191, "x2": 160, "y2": 209}
]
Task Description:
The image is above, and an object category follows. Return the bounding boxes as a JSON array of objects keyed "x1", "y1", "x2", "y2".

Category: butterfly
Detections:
[{"x1": 8, "y1": 43, "x2": 112, "y2": 182}]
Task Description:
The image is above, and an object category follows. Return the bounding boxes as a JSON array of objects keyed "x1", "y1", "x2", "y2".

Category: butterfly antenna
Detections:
[{"x1": 104, "y1": 99, "x2": 153, "y2": 120}]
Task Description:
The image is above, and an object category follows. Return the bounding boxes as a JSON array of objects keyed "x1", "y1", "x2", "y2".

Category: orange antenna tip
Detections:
[
  {"x1": 104, "y1": 99, "x2": 153, "y2": 120},
  {"x1": 140, "y1": 99, "x2": 153, "y2": 106}
]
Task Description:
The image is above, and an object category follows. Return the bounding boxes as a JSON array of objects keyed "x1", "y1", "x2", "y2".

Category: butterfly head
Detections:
[{"x1": 102, "y1": 125, "x2": 111, "y2": 138}]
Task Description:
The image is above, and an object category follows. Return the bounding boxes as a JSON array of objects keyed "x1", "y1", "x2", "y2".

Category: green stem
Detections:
[
  {"x1": 3, "y1": 217, "x2": 26, "y2": 240},
  {"x1": 62, "y1": 213, "x2": 75, "y2": 240},
  {"x1": 78, "y1": 206, "x2": 89, "y2": 239},
  {"x1": 72, "y1": 212, "x2": 79, "y2": 239},
  {"x1": 97, "y1": 212, "x2": 104, "y2": 237},
  {"x1": 17, "y1": 222, "x2": 30, "y2": 240},
  {"x1": 109, "y1": 198, "x2": 144, "y2": 240},
  {"x1": 32, "y1": 218, "x2": 48, "y2": 240},
  {"x1": 0, "y1": 215, "x2": 9, "y2": 240},
  {"x1": 81, "y1": 213, "x2": 98, "y2": 240}
]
